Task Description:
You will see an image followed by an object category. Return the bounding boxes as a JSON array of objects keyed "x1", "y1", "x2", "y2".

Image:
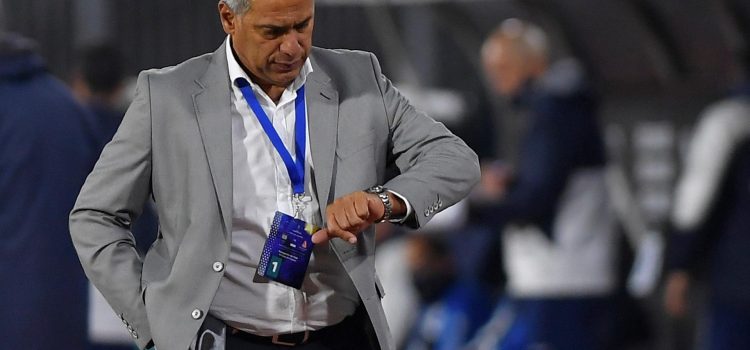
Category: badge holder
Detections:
[{"x1": 256, "y1": 212, "x2": 318, "y2": 289}]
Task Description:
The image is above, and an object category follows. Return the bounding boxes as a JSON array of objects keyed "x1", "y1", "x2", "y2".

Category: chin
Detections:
[{"x1": 274, "y1": 73, "x2": 301, "y2": 86}]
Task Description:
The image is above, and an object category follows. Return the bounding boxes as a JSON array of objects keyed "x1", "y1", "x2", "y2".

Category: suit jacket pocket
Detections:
[
  {"x1": 375, "y1": 274, "x2": 386, "y2": 299},
  {"x1": 140, "y1": 282, "x2": 148, "y2": 304}
]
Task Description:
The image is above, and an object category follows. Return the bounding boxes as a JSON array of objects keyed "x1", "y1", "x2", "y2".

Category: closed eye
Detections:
[
  {"x1": 294, "y1": 19, "x2": 311, "y2": 32},
  {"x1": 263, "y1": 27, "x2": 286, "y2": 38}
]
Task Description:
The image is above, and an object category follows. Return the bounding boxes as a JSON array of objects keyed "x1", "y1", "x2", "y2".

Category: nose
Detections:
[{"x1": 279, "y1": 34, "x2": 303, "y2": 58}]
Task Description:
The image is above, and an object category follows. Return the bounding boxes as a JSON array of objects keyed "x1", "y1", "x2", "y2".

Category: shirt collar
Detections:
[{"x1": 225, "y1": 36, "x2": 312, "y2": 100}]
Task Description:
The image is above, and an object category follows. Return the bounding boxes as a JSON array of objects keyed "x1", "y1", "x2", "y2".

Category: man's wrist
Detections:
[
  {"x1": 365, "y1": 185, "x2": 392, "y2": 222},
  {"x1": 386, "y1": 191, "x2": 407, "y2": 221}
]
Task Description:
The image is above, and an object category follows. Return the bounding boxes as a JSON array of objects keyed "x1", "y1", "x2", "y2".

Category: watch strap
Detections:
[{"x1": 365, "y1": 185, "x2": 392, "y2": 223}]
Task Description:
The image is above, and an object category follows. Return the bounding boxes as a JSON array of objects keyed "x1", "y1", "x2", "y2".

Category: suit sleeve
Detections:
[
  {"x1": 367, "y1": 53, "x2": 480, "y2": 228},
  {"x1": 69, "y1": 71, "x2": 153, "y2": 349}
]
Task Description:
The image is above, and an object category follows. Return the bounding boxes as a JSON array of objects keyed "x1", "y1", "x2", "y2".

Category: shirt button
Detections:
[
  {"x1": 212, "y1": 261, "x2": 224, "y2": 272},
  {"x1": 192, "y1": 309, "x2": 203, "y2": 320}
]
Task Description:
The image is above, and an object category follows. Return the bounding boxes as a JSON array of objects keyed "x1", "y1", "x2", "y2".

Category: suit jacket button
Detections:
[
  {"x1": 212, "y1": 262, "x2": 224, "y2": 272},
  {"x1": 424, "y1": 209, "x2": 430, "y2": 217},
  {"x1": 192, "y1": 309, "x2": 203, "y2": 320},
  {"x1": 132, "y1": 331, "x2": 139, "y2": 339}
]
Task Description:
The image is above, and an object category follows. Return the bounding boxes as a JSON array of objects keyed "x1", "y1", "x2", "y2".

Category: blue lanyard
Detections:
[{"x1": 235, "y1": 78, "x2": 306, "y2": 195}]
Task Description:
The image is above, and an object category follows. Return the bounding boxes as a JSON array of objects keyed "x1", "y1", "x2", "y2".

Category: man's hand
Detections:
[
  {"x1": 312, "y1": 191, "x2": 403, "y2": 245},
  {"x1": 664, "y1": 271, "x2": 691, "y2": 318},
  {"x1": 474, "y1": 160, "x2": 512, "y2": 201}
]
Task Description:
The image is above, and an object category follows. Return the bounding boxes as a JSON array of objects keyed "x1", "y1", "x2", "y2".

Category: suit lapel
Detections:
[
  {"x1": 306, "y1": 59, "x2": 339, "y2": 213},
  {"x1": 306, "y1": 57, "x2": 359, "y2": 260},
  {"x1": 192, "y1": 43, "x2": 233, "y2": 237}
]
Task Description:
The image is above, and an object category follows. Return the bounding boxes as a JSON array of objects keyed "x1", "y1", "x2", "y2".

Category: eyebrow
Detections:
[{"x1": 256, "y1": 16, "x2": 312, "y2": 31}]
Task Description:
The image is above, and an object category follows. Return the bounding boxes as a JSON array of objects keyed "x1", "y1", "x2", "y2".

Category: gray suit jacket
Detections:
[{"x1": 70, "y1": 42, "x2": 479, "y2": 350}]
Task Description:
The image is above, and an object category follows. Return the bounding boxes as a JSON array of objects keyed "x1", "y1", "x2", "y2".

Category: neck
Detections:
[
  {"x1": 230, "y1": 41, "x2": 285, "y2": 104},
  {"x1": 258, "y1": 83, "x2": 285, "y2": 104}
]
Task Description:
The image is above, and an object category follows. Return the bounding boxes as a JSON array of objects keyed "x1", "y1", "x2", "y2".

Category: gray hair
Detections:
[
  {"x1": 484, "y1": 18, "x2": 549, "y2": 60},
  {"x1": 221, "y1": 0, "x2": 251, "y2": 14}
]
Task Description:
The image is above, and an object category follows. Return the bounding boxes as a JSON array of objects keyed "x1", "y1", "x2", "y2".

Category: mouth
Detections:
[{"x1": 273, "y1": 61, "x2": 301, "y2": 73}]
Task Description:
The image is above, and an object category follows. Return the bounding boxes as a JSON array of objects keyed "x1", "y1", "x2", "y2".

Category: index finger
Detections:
[{"x1": 323, "y1": 214, "x2": 358, "y2": 244}]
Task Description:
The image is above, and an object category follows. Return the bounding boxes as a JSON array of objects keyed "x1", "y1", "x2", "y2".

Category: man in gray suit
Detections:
[{"x1": 69, "y1": 0, "x2": 479, "y2": 349}]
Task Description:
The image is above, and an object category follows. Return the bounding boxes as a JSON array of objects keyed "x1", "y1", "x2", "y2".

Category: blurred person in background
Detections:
[
  {"x1": 401, "y1": 225, "x2": 494, "y2": 350},
  {"x1": 71, "y1": 45, "x2": 128, "y2": 147},
  {"x1": 0, "y1": 31, "x2": 98, "y2": 349},
  {"x1": 469, "y1": 19, "x2": 618, "y2": 349},
  {"x1": 664, "y1": 51, "x2": 750, "y2": 350}
]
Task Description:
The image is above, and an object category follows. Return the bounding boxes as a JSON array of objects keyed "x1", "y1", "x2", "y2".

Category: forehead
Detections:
[
  {"x1": 485, "y1": 38, "x2": 524, "y2": 64},
  {"x1": 246, "y1": 0, "x2": 314, "y2": 24}
]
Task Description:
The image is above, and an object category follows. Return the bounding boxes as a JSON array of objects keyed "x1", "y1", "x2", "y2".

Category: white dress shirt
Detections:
[{"x1": 209, "y1": 37, "x2": 359, "y2": 335}]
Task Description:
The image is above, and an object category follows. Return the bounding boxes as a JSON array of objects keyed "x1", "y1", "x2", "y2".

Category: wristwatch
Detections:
[{"x1": 365, "y1": 185, "x2": 392, "y2": 223}]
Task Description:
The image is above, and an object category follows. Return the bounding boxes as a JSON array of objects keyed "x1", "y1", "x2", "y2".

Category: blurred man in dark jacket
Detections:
[
  {"x1": 470, "y1": 19, "x2": 618, "y2": 350},
  {"x1": 71, "y1": 45, "x2": 128, "y2": 147},
  {"x1": 664, "y1": 53, "x2": 750, "y2": 350},
  {"x1": 0, "y1": 32, "x2": 99, "y2": 349}
]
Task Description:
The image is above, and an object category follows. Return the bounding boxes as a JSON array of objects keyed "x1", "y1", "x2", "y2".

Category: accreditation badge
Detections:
[{"x1": 256, "y1": 211, "x2": 318, "y2": 289}]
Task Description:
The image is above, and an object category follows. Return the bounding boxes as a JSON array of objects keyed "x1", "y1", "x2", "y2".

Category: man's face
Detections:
[
  {"x1": 482, "y1": 38, "x2": 530, "y2": 97},
  {"x1": 220, "y1": 0, "x2": 314, "y2": 90}
]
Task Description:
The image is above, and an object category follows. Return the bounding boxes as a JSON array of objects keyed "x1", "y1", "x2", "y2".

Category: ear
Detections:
[{"x1": 218, "y1": 2, "x2": 237, "y2": 35}]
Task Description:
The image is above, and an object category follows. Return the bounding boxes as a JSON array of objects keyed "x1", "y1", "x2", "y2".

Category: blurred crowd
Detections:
[
  {"x1": 2, "y1": 7, "x2": 750, "y2": 350},
  {"x1": 376, "y1": 19, "x2": 750, "y2": 350}
]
